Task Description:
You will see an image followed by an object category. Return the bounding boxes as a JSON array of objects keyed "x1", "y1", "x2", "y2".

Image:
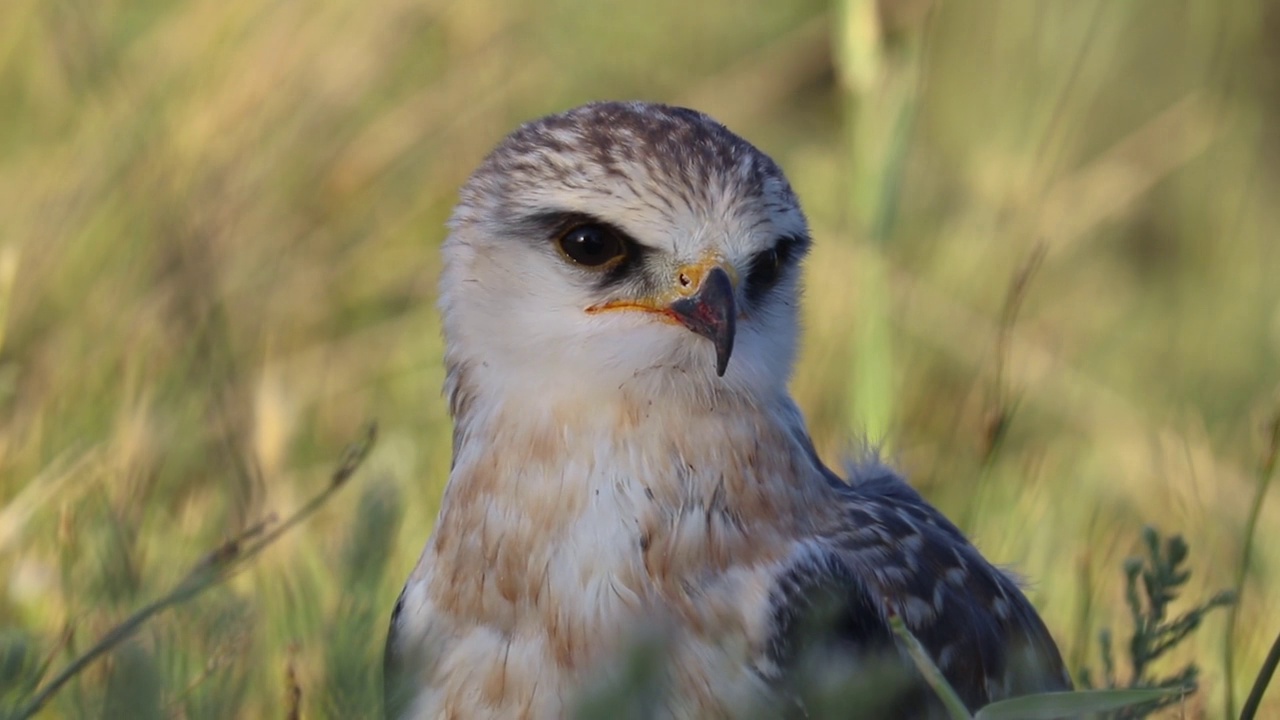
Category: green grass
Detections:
[{"x1": 1, "y1": 0, "x2": 1277, "y2": 717}]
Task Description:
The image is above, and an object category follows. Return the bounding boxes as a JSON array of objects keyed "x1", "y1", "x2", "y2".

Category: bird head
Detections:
[{"x1": 439, "y1": 102, "x2": 811, "y2": 408}]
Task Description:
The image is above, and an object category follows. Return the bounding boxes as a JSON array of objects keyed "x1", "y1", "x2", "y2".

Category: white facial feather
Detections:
[{"x1": 439, "y1": 101, "x2": 808, "y2": 411}]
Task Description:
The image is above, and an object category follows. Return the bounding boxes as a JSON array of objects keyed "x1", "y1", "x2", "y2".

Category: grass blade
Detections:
[
  {"x1": 975, "y1": 688, "x2": 1182, "y2": 720},
  {"x1": 887, "y1": 610, "x2": 972, "y2": 720},
  {"x1": 1241, "y1": 624, "x2": 1280, "y2": 720}
]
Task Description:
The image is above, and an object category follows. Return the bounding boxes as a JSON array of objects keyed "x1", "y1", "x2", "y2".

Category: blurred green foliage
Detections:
[
  {"x1": 0, "y1": 0, "x2": 1277, "y2": 717},
  {"x1": 1080, "y1": 527, "x2": 1236, "y2": 718}
]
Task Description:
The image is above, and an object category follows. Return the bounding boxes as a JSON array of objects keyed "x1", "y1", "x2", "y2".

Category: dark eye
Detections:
[
  {"x1": 744, "y1": 236, "x2": 803, "y2": 302},
  {"x1": 557, "y1": 224, "x2": 627, "y2": 267},
  {"x1": 748, "y1": 247, "x2": 783, "y2": 289}
]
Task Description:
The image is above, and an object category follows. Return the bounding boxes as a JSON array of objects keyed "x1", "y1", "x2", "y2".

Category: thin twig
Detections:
[
  {"x1": 14, "y1": 423, "x2": 376, "y2": 720},
  {"x1": 960, "y1": 242, "x2": 1045, "y2": 531},
  {"x1": 982, "y1": 241, "x2": 1046, "y2": 465},
  {"x1": 1241, "y1": 624, "x2": 1280, "y2": 720}
]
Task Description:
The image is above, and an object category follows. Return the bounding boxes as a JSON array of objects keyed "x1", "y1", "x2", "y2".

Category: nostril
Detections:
[{"x1": 679, "y1": 273, "x2": 692, "y2": 287}]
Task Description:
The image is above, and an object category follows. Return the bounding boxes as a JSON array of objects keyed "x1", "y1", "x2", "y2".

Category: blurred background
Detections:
[{"x1": 1, "y1": 0, "x2": 1277, "y2": 717}]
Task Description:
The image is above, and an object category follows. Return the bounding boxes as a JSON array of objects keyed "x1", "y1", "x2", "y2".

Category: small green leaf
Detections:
[{"x1": 974, "y1": 688, "x2": 1182, "y2": 720}]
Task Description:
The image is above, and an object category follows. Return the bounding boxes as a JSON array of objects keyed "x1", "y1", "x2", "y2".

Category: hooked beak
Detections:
[
  {"x1": 669, "y1": 266, "x2": 736, "y2": 377},
  {"x1": 584, "y1": 259, "x2": 739, "y2": 377}
]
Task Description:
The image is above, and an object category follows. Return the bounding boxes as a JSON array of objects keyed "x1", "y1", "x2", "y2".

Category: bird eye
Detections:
[
  {"x1": 557, "y1": 224, "x2": 627, "y2": 268},
  {"x1": 745, "y1": 237, "x2": 803, "y2": 302},
  {"x1": 748, "y1": 247, "x2": 783, "y2": 289}
]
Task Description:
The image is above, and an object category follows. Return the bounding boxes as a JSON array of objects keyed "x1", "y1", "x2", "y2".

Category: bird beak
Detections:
[
  {"x1": 584, "y1": 258, "x2": 738, "y2": 377},
  {"x1": 669, "y1": 265, "x2": 736, "y2": 377}
]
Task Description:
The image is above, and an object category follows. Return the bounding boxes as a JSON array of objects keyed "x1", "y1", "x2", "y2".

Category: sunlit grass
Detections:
[{"x1": 0, "y1": 0, "x2": 1276, "y2": 717}]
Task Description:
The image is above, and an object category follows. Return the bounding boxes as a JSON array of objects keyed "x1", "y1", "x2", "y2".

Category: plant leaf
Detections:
[{"x1": 974, "y1": 688, "x2": 1181, "y2": 720}]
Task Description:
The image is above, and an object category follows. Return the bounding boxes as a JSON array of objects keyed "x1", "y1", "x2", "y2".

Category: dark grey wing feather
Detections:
[
  {"x1": 764, "y1": 467, "x2": 1070, "y2": 716},
  {"x1": 383, "y1": 589, "x2": 412, "y2": 720}
]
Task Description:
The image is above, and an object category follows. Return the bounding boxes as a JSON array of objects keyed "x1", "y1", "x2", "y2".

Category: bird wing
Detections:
[
  {"x1": 384, "y1": 587, "x2": 431, "y2": 720},
  {"x1": 383, "y1": 589, "x2": 409, "y2": 719},
  {"x1": 760, "y1": 464, "x2": 1071, "y2": 716}
]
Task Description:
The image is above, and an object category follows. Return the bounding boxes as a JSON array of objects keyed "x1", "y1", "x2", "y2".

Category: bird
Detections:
[{"x1": 384, "y1": 101, "x2": 1070, "y2": 719}]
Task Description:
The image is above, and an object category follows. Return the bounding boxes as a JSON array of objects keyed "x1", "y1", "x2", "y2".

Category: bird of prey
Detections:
[{"x1": 385, "y1": 101, "x2": 1070, "y2": 719}]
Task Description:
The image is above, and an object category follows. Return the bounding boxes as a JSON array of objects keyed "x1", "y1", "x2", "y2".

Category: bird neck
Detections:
[{"x1": 423, "y1": 368, "x2": 838, "y2": 631}]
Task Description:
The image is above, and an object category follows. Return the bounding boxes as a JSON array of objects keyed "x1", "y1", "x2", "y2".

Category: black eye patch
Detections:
[
  {"x1": 744, "y1": 235, "x2": 806, "y2": 304},
  {"x1": 521, "y1": 211, "x2": 649, "y2": 289}
]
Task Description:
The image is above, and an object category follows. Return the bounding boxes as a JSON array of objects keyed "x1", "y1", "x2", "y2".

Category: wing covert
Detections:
[{"x1": 761, "y1": 467, "x2": 1070, "y2": 717}]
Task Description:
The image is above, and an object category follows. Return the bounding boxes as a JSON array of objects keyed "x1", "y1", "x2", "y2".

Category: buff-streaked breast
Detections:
[{"x1": 383, "y1": 101, "x2": 1071, "y2": 719}]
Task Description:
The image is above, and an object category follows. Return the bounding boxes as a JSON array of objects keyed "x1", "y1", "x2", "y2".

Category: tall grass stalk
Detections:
[
  {"x1": 1241, "y1": 626, "x2": 1280, "y2": 720},
  {"x1": 1225, "y1": 404, "x2": 1280, "y2": 719},
  {"x1": 833, "y1": 0, "x2": 929, "y2": 445}
]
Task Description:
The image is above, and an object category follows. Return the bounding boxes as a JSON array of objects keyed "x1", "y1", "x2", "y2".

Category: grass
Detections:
[{"x1": 1, "y1": 0, "x2": 1277, "y2": 717}]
